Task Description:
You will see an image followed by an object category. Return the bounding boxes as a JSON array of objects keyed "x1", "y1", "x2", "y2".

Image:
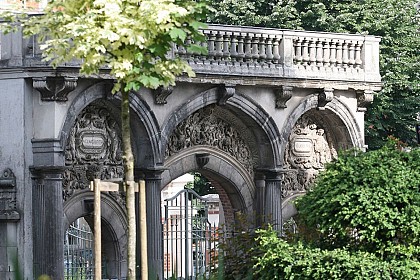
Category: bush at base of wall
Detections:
[{"x1": 254, "y1": 228, "x2": 420, "y2": 280}]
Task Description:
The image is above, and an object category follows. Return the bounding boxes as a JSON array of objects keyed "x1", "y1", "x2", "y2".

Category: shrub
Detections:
[
  {"x1": 254, "y1": 227, "x2": 420, "y2": 280},
  {"x1": 295, "y1": 140, "x2": 420, "y2": 259}
]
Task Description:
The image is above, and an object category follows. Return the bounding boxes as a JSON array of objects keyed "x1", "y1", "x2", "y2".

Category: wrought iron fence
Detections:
[
  {"x1": 64, "y1": 217, "x2": 107, "y2": 280},
  {"x1": 163, "y1": 189, "x2": 219, "y2": 280}
]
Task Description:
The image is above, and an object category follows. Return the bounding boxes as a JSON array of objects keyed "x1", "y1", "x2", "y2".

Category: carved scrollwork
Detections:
[
  {"x1": 154, "y1": 86, "x2": 174, "y2": 105},
  {"x1": 0, "y1": 168, "x2": 19, "y2": 221},
  {"x1": 166, "y1": 105, "x2": 255, "y2": 175},
  {"x1": 284, "y1": 115, "x2": 337, "y2": 190},
  {"x1": 63, "y1": 103, "x2": 125, "y2": 204},
  {"x1": 317, "y1": 88, "x2": 334, "y2": 110},
  {"x1": 274, "y1": 86, "x2": 293, "y2": 109},
  {"x1": 356, "y1": 90, "x2": 374, "y2": 112},
  {"x1": 33, "y1": 76, "x2": 77, "y2": 102}
]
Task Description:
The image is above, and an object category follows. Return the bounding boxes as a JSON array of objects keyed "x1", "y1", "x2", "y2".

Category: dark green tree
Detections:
[
  {"x1": 209, "y1": 0, "x2": 420, "y2": 148},
  {"x1": 185, "y1": 172, "x2": 216, "y2": 196}
]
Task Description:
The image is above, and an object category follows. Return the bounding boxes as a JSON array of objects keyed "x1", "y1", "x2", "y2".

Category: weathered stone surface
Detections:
[{"x1": 0, "y1": 23, "x2": 381, "y2": 279}]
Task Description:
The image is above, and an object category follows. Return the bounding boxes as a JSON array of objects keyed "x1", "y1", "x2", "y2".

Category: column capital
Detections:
[
  {"x1": 135, "y1": 167, "x2": 166, "y2": 181},
  {"x1": 30, "y1": 165, "x2": 66, "y2": 179}
]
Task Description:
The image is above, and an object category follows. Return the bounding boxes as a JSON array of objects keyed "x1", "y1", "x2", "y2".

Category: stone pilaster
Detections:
[
  {"x1": 264, "y1": 170, "x2": 282, "y2": 232},
  {"x1": 254, "y1": 171, "x2": 265, "y2": 227},
  {"x1": 144, "y1": 169, "x2": 164, "y2": 280},
  {"x1": 31, "y1": 166, "x2": 65, "y2": 280}
]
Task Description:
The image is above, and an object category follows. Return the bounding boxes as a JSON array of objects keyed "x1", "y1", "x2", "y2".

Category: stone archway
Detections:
[
  {"x1": 281, "y1": 95, "x2": 362, "y2": 222},
  {"x1": 61, "y1": 99, "x2": 129, "y2": 279},
  {"x1": 64, "y1": 191, "x2": 128, "y2": 279}
]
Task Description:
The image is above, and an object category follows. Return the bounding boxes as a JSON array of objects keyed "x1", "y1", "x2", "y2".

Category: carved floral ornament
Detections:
[
  {"x1": 63, "y1": 103, "x2": 125, "y2": 204},
  {"x1": 283, "y1": 115, "x2": 338, "y2": 197},
  {"x1": 165, "y1": 105, "x2": 256, "y2": 175}
]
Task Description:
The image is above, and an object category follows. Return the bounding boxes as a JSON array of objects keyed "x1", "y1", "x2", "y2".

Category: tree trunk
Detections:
[{"x1": 121, "y1": 87, "x2": 136, "y2": 280}]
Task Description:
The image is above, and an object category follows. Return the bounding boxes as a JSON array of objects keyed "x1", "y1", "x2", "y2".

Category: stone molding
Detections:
[
  {"x1": 218, "y1": 83, "x2": 236, "y2": 105},
  {"x1": 274, "y1": 86, "x2": 293, "y2": 109},
  {"x1": 317, "y1": 88, "x2": 334, "y2": 110},
  {"x1": 33, "y1": 76, "x2": 78, "y2": 102},
  {"x1": 153, "y1": 86, "x2": 173, "y2": 105},
  {"x1": 356, "y1": 89, "x2": 374, "y2": 112}
]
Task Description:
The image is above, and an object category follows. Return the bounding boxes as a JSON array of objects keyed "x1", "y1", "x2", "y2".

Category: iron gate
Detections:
[
  {"x1": 64, "y1": 217, "x2": 108, "y2": 279},
  {"x1": 163, "y1": 189, "x2": 218, "y2": 279}
]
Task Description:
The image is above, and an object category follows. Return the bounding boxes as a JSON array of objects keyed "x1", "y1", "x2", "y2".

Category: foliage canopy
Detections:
[{"x1": 2, "y1": 0, "x2": 208, "y2": 92}]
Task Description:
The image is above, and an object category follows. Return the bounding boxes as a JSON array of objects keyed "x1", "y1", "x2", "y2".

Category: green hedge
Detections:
[{"x1": 254, "y1": 228, "x2": 420, "y2": 280}]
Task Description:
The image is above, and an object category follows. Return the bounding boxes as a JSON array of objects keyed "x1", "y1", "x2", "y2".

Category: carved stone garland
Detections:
[
  {"x1": 283, "y1": 115, "x2": 337, "y2": 198},
  {"x1": 63, "y1": 103, "x2": 125, "y2": 204},
  {"x1": 165, "y1": 106, "x2": 255, "y2": 175}
]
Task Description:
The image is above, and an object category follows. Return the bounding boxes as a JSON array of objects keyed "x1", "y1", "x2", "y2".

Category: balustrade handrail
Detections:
[{"x1": 0, "y1": 23, "x2": 381, "y2": 83}]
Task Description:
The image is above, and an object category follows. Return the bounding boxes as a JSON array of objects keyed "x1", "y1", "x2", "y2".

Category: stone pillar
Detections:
[
  {"x1": 264, "y1": 170, "x2": 282, "y2": 232},
  {"x1": 31, "y1": 166, "x2": 65, "y2": 280},
  {"x1": 144, "y1": 169, "x2": 164, "y2": 280},
  {"x1": 254, "y1": 172, "x2": 265, "y2": 227}
]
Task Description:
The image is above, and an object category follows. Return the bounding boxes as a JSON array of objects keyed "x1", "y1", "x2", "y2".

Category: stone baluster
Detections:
[
  {"x1": 316, "y1": 39, "x2": 323, "y2": 67},
  {"x1": 237, "y1": 33, "x2": 245, "y2": 62},
  {"x1": 294, "y1": 37, "x2": 303, "y2": 65},
  {"x1": 301, "y1": 38, "x2": 309, "y2": 66},
  {"x1": 215, "y1": 32, "x2": 223, "y2": 61},
  {"x1": 144, "y1": 169, "x2": 165, "y2": 280},
  {"x1": 323, "y1": 39, "x2": 331, "y2": 67},
  {"x1": 272, "y1": 36, "x2": 281, "y2": 64},
  {"x1": 354, "y1": 41, "x2": 363, "y2": 69},
  {"x1": 259, "y1": 34, "x2": 267, "y2": 64},
  {"x1": 251, "y1": 34, "x2": 260, "y2": 63},
  {"x1": 336, "y1": 40, "x2": 343, "y2": 68},
  {"x1": 230, "y1": 32, "x2": 239, "y2": 62},
  {"x1": 223, "y1": 32, "x2": 231, "y2": 61},
  {"x1": 329, "y1": 39, "x2": 338, "y2": 67},
  {"x1": 308, "y1": 38, "x2": 317, "y2": 67},
  {"x1": 342, "y1": 40, "x2": 349, "y2": 68},
  {"x1": 185, "y1": 37, "x2": 192, "y2": 62},
  {"x1": 244, "y1": 33, "x2": 252, "y2": 62},
  {"x1": 207, "y1": 31, "x2": 216, "y2": 62},
  {"x1": 348, "y1": 40, "x2": 356, "y2": 68},
  {"x1": 265, "y1": 36, "x2": 274, "y2": 64}
]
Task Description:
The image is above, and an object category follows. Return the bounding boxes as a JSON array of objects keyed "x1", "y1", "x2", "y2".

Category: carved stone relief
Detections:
[
  {"x1": 63, "y1": 103, "x2": 125, "y2": 204},
  {"x1": 0, "y1": 168, "x2": 19, "y2": 221},
  {"x1": 165, "y1": 105, "x2": 256, "y2": 175},
  {"x1": 283, "y1": 115, "x2": 337, "y2": 196}
]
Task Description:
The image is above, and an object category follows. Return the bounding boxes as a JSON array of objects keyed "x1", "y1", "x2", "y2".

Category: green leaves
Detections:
[
  {"x1": 296, "y1": 140, "x2": 420, "y2": 260},
  {"x1": 2, "y1": 0, "x2": 209, "y2": 93},
  {"x1": 209, "y1": 0, "x2": 420, "y2": 148}
]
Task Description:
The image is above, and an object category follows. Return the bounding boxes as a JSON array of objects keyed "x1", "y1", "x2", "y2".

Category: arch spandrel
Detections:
[{"x1": 281, "y1": 94, "x2": 363, "y2": 213}]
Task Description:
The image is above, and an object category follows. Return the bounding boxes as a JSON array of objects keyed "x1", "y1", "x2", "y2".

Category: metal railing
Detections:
[{"x1": 163, "y1": 189, "x2": 219, "y2": 280}]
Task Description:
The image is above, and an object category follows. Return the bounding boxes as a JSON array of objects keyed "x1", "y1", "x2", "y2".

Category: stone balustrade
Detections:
[
  {"x1": 0, "y1": 23, "x2": 381, "y2": 83},
  {"x1": 176, "y1": 24, "x2": 381, "y2": 83}
]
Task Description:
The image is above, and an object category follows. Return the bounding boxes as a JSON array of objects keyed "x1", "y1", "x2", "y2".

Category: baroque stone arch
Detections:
[
  {"x1": 280, "y1": 94, "x2": 362, "y2": 214},
  {"x1": 63, "y1": 191, "x2": 128, "y2": 279},
  {"x1": 161, "y1": 147, "x2": 255, "y2": 225},
  {"x1": 161, "y1": 87, "x2": 282, "y2": 170},
  {"x1": 63, "y1": 100, "x2": 125, "y2": 203}
]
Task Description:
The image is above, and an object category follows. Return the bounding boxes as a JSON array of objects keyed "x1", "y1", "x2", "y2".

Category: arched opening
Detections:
[
  {"x1": 161, "y1": 172, "x2": 228, "y2": 279},
  {"x1": 63, "y1": 192, "x2": 128, "y2": 280}
]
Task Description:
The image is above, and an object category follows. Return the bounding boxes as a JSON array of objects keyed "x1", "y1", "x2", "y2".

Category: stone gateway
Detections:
[{"x1": 0, "y1": 24, "x2": 381, "y2": 279}]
